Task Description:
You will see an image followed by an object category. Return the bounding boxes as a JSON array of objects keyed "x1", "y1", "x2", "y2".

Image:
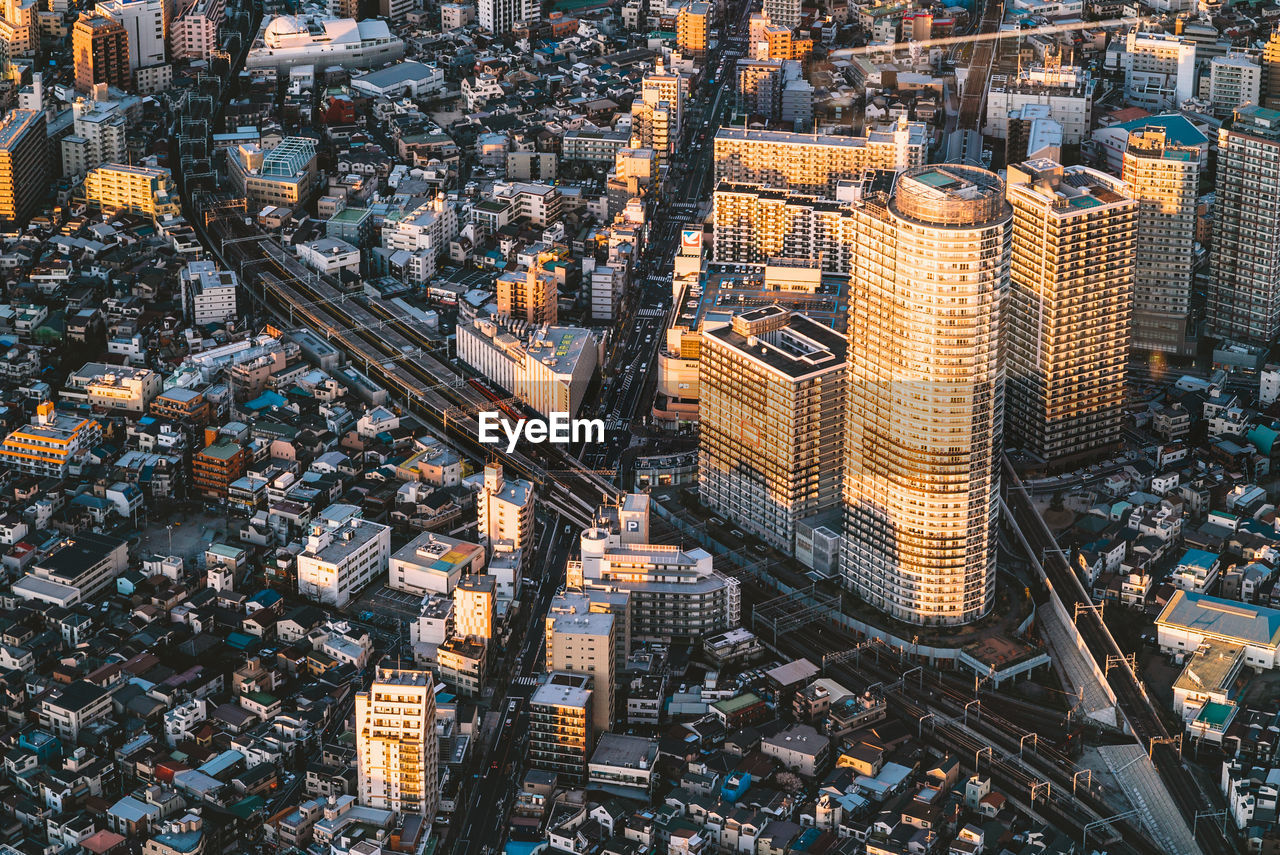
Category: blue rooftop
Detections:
[
  {"x1": 1157, "y1": 590, "x2": 1280, "y2": 648},
  {"x1": 1117, "y1": 113, "x2": 1208, "y2": 148},
  {"x1": 1177, "y1": 548, "x2": 1219, "y2": 570}
]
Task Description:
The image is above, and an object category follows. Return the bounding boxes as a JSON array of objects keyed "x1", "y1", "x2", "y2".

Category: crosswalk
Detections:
[
  {"x1": 606, "y1": 418, "x2": 629, "y2": 431},
  {"x1": 512, "y1": 675, "x2": 539, "y2": 687},
  {"x1": 637, "y1": 307, "x2": 666, "y2": 317}
]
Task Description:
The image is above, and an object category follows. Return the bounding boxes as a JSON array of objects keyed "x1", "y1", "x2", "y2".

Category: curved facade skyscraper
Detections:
[{"x1": 842, "y1": 165, "x2": 1012, "y2": 626}]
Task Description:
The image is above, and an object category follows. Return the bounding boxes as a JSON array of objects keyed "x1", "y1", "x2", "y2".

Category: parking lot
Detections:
[
  {"x1": 139, "y1": 511, "x2": 232, "y2": 568},
  {"x1": 354, "y1": 584, "x2": 425, "y2": 628},
  {"x1": 441, "y1": 266, "x2": 496, "y2": 292}
]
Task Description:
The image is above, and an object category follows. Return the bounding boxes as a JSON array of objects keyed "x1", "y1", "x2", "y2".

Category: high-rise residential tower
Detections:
[
  {"x1": 1208, "y1": 105, "x2": 1280, "y2": 345},
  {"x1": 477, "y1": 0, "x2": 537, "y2": 34},
  {"x1": 713, "y1": 121, "x2": 928, "y2": 197},
  {"x1": 0, "y1": 109, "x2": 48, "y2": 227},
  {"x1": 842, "y1": 165, "x2": 1011, "y2": 627},
  {"x1": 98, "y1": 0, "x2": 167, "y2": 70},
  {"x1": 1005, "y1": 160, "x2": 1136, "y2": 468},
  {"x1": 677, "y1": 2, "x2": 710, "y2": 56},
  {"x1": 1122, "y1": 125, "x2": 1199, "y2": 355},
  {"x1": 355, "y1": 665, "x2": 440, "y2": 819},
  {"x1": 73, "y1": 13, "x2": 132, "y2": 92},
  {"x1": 699, "y1": 305, "x2": 846, "y2": 553}
]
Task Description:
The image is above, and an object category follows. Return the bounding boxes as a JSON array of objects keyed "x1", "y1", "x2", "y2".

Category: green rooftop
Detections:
[
  {"x1": 713, "y1": 692, "x2": 763, "y2": 714},
  {"x1": 1117, "y1": 113, "x2": 1208, "y2": 148},
  {"x1": 329, "y1": 207, "x2": 370, "y2": 223},
  {"x1": 1195, "y1": 700, "x2": 1237, "y2": 731},
  {"x1": 200, "y1": 440, "x2": 242, "y2": 461}
]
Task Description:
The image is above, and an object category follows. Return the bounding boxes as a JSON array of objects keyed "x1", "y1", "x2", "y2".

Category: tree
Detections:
[{"x1": 774, "y1": 772, "x2": 803, "y2": 794}]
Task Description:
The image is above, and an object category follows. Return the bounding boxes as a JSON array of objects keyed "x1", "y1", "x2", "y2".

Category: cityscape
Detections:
[{"x1": 4, "y1": 0, "x2": 1280, "y2": 853}]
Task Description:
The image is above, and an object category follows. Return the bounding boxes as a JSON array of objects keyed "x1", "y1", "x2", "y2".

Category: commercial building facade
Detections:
[{"x1": 456, "y1": 317, "x2": 597, "y2": 419}]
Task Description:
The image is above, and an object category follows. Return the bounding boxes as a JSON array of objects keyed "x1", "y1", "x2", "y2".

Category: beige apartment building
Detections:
[
  {"x1": 1005, "y1": 159, "x2": 1136, "y2": 469},
  {"x1": 355, "y1": 665, "x2": 439, "y2": 819},
  {"x1": 712, "y1": 181, "x2": 858, "y2": 273},
  {"x1": 712, "y1": 120, "x2": 926, "y2": 197},
  {"x1": 1122, "y1": 126, "x2": 1199, "y2": 355},
  {"x1": 545, "y1": 607, "x2": 616, "y2": 733},
  {"x1": 84, "y1": 163, "x2": 182, "y2": 219},
  {"x1": 843, "y1": 165, "x2": 1010, "y2": 627},
  {"x1": 699, "y1": 305, "x2": 846, "y2": 553},
  {"x1": 453, "y1": 574, "x2": 496, "y2": 641}
]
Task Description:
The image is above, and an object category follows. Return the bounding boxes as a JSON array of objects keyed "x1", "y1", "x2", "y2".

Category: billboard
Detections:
[{"x1": 680, "y1": 226, "x2": 703, "y2": 256}]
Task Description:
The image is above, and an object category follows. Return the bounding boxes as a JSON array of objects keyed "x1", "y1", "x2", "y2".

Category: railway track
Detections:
[
  {"x1": 957, "y1": 0, "x2": 1003, "y2": 133},
  {"x1": 1003, "y1": 458, "x2": 1232, "y2": 855},
  {"x1": 210, "y1": 216, "x2": 621, "y2": 527},
  {"x1": 769, "y1": 625, "x2": 1162, "y2": 855}
]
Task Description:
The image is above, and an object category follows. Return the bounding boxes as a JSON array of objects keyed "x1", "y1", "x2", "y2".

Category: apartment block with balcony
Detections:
[
  {"x1": 193, "y1": 436, "x2": 248, "y2": 499},
  {"x1": 355, "y1": 666, "x2": 439, "y2": 821},
  {"x1": 63, "y1": 362, "x2": 161, "y2": 414},
  {"x1": 1122, "y1": 125, "x2": 1200, "y2": 356},
  {"x1": 1005, "y1": 160, "x2": 1136, "y2": 468},
  {"x1": 529, "y1": 672, "x2": 593, "y2": 786},
  {"x1": 84, "y1": 163, "x2": 182, "y2": 220},
  {"x1": 0, "y1": 402, "x2": 101, "y2": 477},
  {"x1": 712, "y1": 120, "x2": 926, "y2": 197},
  {"x1": 573, "y1": 494, "x2": 739, "y2": 643},
  {"x1": 843, "y1": 165, "x2": 1010, "y2": 627},
  {"x1": 699, "y1": 306, "x2": 845, "y2": 554},
  {"x1": 1208, "y1": 106, "x2": 1280, "y2": 345}
]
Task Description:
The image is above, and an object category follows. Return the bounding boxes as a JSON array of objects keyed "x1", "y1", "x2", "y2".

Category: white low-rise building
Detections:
[
  {"x1": 297, "y1": 237, "x2": 361, "y2": 278},
  {"x1": 986, "y1": 65, "x2": 1095, "y2": 145},
  {"x1": 246, "y1": 15, "x2": 405, "y2": 72},
  {"x1": 296, "y1": 504, "x2": 391, "y2": 608},
  {"x1": 389, "y1": 531, "x2": 485, "y2": 596},
  {"x1": 456, "y1": 317, "x2": 598, "y2": 419},
  {"x1": 181, "y1": 261, "x2": 239, "y2": 326},
  {"x1": 165, "y1": 698, "x2": 208, "y2": 746},
  {"x1": 1157, "y1": 590, "x2": 1280, "y2": 671},
  {"x1": 381, "y1": 194, "x2": 458, "y2": 284},
  {"x1": 351, "y1": 61, "x2": 445, "y2": 98}
]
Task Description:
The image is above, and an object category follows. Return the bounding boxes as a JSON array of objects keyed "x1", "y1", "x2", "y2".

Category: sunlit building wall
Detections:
[
  {"x1": 699, "y1": 305, "x2": 845, "y2": 553},
  {"x1": 1122, "y1": 127, "x2": 1198, "y2": 355},
  {"x1": 356, "y1": 666, "x2": 439, "y2": 818},
  {"x1": 842, "y1": 165, "x2": 1010, "y2": 627},
  {"x1": 1005, "y1": 160, "x2": 1135, "y2": 468}
]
